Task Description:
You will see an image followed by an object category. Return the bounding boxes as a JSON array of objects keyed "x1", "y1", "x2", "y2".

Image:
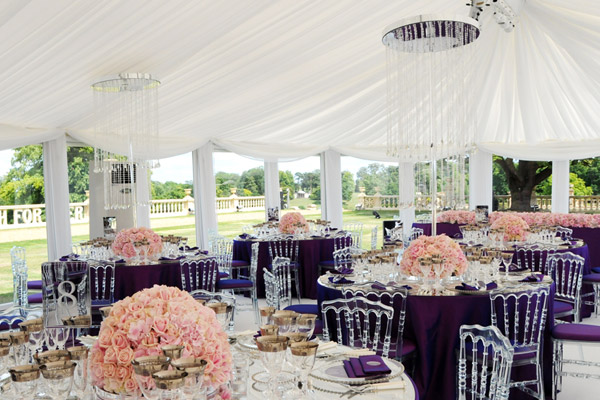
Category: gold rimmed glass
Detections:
[
  {"x1": 39, "y1": 360, "x2": 76, "y2": 399},
  {"x1": 9, "y1": 364, "x2": 40, "y2": 397},
  {"x1": 297, "y1": 314, "x2": 317, "y2": 339},
  {"x1": 288, "y1": 342, "x2": 319, "y2": 397},
  {"x1": 259, "y1": 306, "x2": 276, "y2": 325},
  {"x1": 259, "y1": 325, "x2": 279, "y2": 336},
  {"x1": 67, "y1": 346, "x2": 89, "y2": 398},
  {"x1": 256, "y1": 335, "x2": 289, "y2": 398},
  {"x1": 153, "y1": 370, "x2": 187, "y2": 399},
  {"x1": 131, "y1": 355, "x2": 171, "y2": 400},
  {"x1": 171, "y1": 357, "x2": 207, "y2": 400}
]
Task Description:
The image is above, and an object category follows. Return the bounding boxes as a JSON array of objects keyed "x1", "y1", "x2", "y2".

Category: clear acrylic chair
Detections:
[
  {"x1": 10, "y1": 246, "x2": 29, "y2": 311},
  {"x1": 551, "y1": 323, "x2": 600, "y2": 399},
  {"x1": 370, "y1": 226, "x2": 378, "y2": 250},
  {"x1": 342, "y1": 284, "x2": 412, "y2": 361},
  {"x1": 268, "y1": 237, "x2": 301, "y2": 303},
  {"x1": 555, "y1": 226, "x2": 573, "y2": 241},
  {"x1": 0, "y1": 314, "x2": 25, "y2": 332},
  {"x1": 264, "y1": 257, "x2": 293, "y2": 310},
  {"x1": 318, "y1": 231, "x2": 352, "y2": 274},
  {"x1": 547, "y1": 252, "x2": 585, "y2": 323},
  {"x1": 458, "y1": 324, "x2": 514, "y2": 400},
  {"x1": 216, "y1": 242, "x2": 259, "y2": 324},
  {"x1": 343, "y1": 222, "x2": 364, "y2": 249},
  {"x1": 180, "y1": 257, "x2": 219, "y2": 293},
  {"x1": 489, "y1": 285, "x2": 550, "y2": 399},
  {"x1": 321, "y1": 296, "x2": 394, "y2": 358},
  {"x1": 88, "y1": 261, "x2": 116, "y2": 329},
  {"x1": 213, "y1": 237, "x2": 233, "y2": 277},
  {"x1": 514, "y1": 244, "x2": 556, "y2": 274},
  {"x1": 404, "y1": 227, "x2": 424, "y2": 247}
]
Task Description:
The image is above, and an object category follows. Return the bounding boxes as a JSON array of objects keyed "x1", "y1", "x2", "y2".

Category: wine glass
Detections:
[
  {"x1": 131, "y1": 355, "x2": 171, "y2": 400},
  {"x1": 288, "y1": 342, "x2": 319, "y2": 398},
  {"x1": 259, "y1": 307, "x2": 276, "y2": 326},
  {"x1": 171, "y1": 357, "x2": 207, "y2": 400},
  {"x1": 153, "y1": 370, "x2": 188, "y2": 400},
  {"x1": 296, "y1": 314, "x2": 317, "y2": 340},
  {"x1": 206, "y1": 302, "x2": 233, "y2": 332},
  {"x1": 67, "y1": 346, "x2": 89, "y2": 399},
  {"x1": 256, "y1": 336, "x2": 289, "y2": 399},
  {"x1": 9, "y1": 331, "x2": 29, "y2": 366},
  {"x1": 39, "y1": 360, "x2": 76, "y2": 399},
  {"x1": 501, "y1": 251, "x2": 514, "y2": 279}
]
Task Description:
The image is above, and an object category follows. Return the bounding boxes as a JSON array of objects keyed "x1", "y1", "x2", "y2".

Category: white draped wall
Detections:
[
  {"x1": 398, "y1": 162, "x2": 416, "y2": 234},
  {"x1": 264, "y1": 161, "x2": 280, "y2": 219},
  {"x1": 469, "y1": 150, "x2": 494, "y2": 212},
  {"x1": 192, "y1": 143, "x2": 218, "y2": 249},
  {"x1": 43, "y1": 135, "x2": 72, "y2": 261},
  {"x1": 552, "y1": 161, "x2": 570, "y2": 214},
  {"x1": 320, "y1": 150, "x2": 343, "y2": 229}
]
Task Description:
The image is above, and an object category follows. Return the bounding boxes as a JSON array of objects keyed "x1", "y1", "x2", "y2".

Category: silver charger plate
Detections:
[{"x1": 310, "y1": 358, "x2": 404, "y2": 386}]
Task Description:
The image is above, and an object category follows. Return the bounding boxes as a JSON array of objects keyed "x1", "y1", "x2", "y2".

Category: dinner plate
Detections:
[
  {"x1": 237, "y1": 334, "x2": 258, "y2": 350},
  {"x1": 310, "y1": 358, "x2": 404, "y2": 386}
]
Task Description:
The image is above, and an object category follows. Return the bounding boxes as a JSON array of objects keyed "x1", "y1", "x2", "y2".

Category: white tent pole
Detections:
[
  {"x1": 264, "y1": 161, "x2": 280, "y2": 220},
  {"x1": 552, "y1": 160, "x2": 570, "y2": 214},
  {"x1": 469, "y1": 150, "x2": 493, "y2": 212},
  {"x1": 192, "y1": 143, "x2": 218, "y2": 249},
  {"x1": 43, "y1": 134, "x2": 72, "y2": 260},
  {"x1": 320, "y1": 150, "x2": 343, "y2": 229}
]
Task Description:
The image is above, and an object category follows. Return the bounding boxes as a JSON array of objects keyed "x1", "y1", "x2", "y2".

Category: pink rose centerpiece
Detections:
[
  {"x1": 400, "y1": 234, "x2": 467, "y2": 278},
  {"x1": 111, "y1": 227, "x2": 163, "y2": 261},
  {"x1": 279, "y1": 212, "x2": 309, "y2": 234},
  {"x1": 90, "y1": 285, "x2": 232, "y2": 396},
  {"x1": 490, "y1": 214, "x2": 530, "y2": 241},
  {"x1": 437, "y1": 210, "x2": 476, "y2": 225},
  {"x1": 489, "y1": 211, "x2": 600, "y2": 229}
]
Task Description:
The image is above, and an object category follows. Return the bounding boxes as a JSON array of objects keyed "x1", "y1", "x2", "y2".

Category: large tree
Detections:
[{"x1": 494, "y1": 157, "x2": 552, "y2": 211}]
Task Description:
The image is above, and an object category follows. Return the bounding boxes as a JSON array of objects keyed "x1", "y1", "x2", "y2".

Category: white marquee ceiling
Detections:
[{"x1": 0, "y1": 0, "x2": 598, "y2": 161}]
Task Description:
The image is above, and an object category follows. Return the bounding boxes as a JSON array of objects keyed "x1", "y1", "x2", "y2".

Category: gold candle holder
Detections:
[
  {"x1": 39, "y1": 360, "x2": 76, "y2": 380},
  {"x1": 152, "y1": 370, "x2": 188, "y2": 390},
  {"x1": 289, "y1": 341, "x2": 319, "y2": 356},
  {"x1": 19, "y1": 318, "x2": 43, "y2": 333},
  {"x1": 9, "y1": 364, "x2": 40, "y2": 382},
  {"x1": 161, "y1": 345, "x2": 184, "y2": 360},
  {"x1": 34, "y1": 350, "x2": 71, "y2": 364},
  {"x1": 131, "y1": 355, "x2": 171, "y2": 377},
  {"x1": 259, "y1": 325, "x2": 279, "y2": 336},
  {"x1": 171, "y1": 357, "x2": 207, "y2": 376},
  {"x1": 66, "y1": 346, "x2": 89, "y2": 361},
  {"x1": 256, "y1": 335, "x2": 289, "y2": 352}
]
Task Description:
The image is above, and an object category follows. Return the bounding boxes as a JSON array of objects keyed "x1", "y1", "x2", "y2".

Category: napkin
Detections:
[
  {"x1": 315, "y1": 341, "x2": 338, "y2": 354},
  {"x1": 520, "y1": 274, "x2": 545, "y2": 283},
  {"x1": 238, "y1": 233, "x2": 250, "y2": 239},
  {"x1": 499, "y1": 263, "x2": 526, "y2": 272},
  {"x1": 455, "y1": 282, "x2": 497, "y2": 291},
  {"x1": 331, "y1": 267, "x2": 354, "y2": 275},
  {"x1": 371, "y1": 282, "x2": 387, "y2": 291},
  {"x1": 179, "y1": 246, "x2": 199, "y2": 251},
  {"x1": 343, "y1": 356, "x2": 391, "y2": 378},
  {"x1": 159, "y1": 256, "x2": 185, "y2": 261},
  {"x1": 329, "y1": 276, "x2": 354, "y2": 285}
]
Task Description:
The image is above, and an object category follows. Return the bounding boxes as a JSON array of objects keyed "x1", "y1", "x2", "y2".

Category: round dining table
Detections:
[
  {"x1": 317, "y1": 276, "x2": 555, "y2": 400},
  {"x1": 233, "y1": 236, "x2": 339, "y2": 299}
]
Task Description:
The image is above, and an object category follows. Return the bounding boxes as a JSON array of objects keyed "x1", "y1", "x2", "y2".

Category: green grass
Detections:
[{"x1": 0, "y1": 209, "x2": 399, "y2": 304}]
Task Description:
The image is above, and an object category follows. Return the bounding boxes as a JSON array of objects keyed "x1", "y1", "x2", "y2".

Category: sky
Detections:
[{"x1": 0, "y1": 148, "x2": 395, "y2": 184}]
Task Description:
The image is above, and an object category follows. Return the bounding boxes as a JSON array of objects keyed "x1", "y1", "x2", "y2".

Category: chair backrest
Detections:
[
  {"x1": 10, "y1": 246, "x2": 26, "y2": 267},
  {"x1": 180, "y1": 257, "x2": 219, "y2": 293},
  {"x1": 555, "y1": 226, "x2": 573, "y2": 241},
  {"x1": 547, "y1": 252, "x2": 585, "y2": 304},
  {"x1": 458, "y1": 324, "x2": 514, "y2": 400},
  {"x1": 489, "y1": 286, "x2": 549, "y2": 354},
  {"x1": 514, "y1": 245, "x2": 556, "y2": 274},
  {"x1": 88, "y1": 261, "x2": 116, "y2": 304},
  {"x1": 321, "y1": 296, "x2": 394, "y2": 357},
  {"x1": 332, "y1": 231, "x2": 352, "y2": 252},
  {"x1": 370, "y1": 226, "x2": 378, "y2": 250},
  {"x1": 213, "y1": 237, "x2": 233, "y2": 275},
  {"x1": 10, "y1": 246, "x2": 28, "y2": 309},
  {"x1": 271, "y1": 257, "x2": 293, "y2": 309},
  {"x1": 263, "y1": 269, "x2": 279, "y2": 309},
  {"x1": 246, "y1": 242, "x2": 259, "y2": 284},
  {"x1": 268, "y1": 237, "x2": 299, "y2": 263},
  {"x1": 41, "y1": 261, "x2": 90, "y2": 327},
  {"x1": 207, "y1": 232, "x2": 224, "y2": 253},
  {"x1": 409, "y1": 227, "x2": 424, "y2": 241},
  {"x1": 0, "y1": 315, "x2": 25, "y2": 332},
  {"x1": 343, "y1": 222, "x2": 364, "y2": 249},
  {"x1": 342, "y1": 285, "x2": 408, "y2": 357}
]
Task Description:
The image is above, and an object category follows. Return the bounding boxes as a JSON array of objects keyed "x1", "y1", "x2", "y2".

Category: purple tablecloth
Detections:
[
  {"x1": 114, "y1": 261, "x2": 182, "y2": 300},
  {"x1": 233, "y1": 237, "x2": 336, "y2": 299},
  {"x1": 413, "y1": 222, "x2": 463, "y2": 238},
  {"x1": 318, "y1": 281, "x2": 555, "y2": 400}
]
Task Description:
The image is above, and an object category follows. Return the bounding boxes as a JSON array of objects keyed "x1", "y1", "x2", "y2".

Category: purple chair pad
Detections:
[
  {"x1": 592, "y1": 267, "x2": 600, "y2": 273},
  {"x1": 0, "y1": 316, "x2": 23, "y2": 331},
  {"x1": 388, "y1": 338, "x2": 417, "y2": 359},
  {"x1": 583, "y1": 273, "x2": 600, "y2": 283},
  {"x1": 284, "y1": 304, "x2": 319, "y2": 315},
  {"x1": 318, "y1": 260, "x2": 335, "y2": 267},
  {"x1": 28, "y1": 292, "x2": 43, "y2": 303},
  {"x1": 218, "y1": 271, "x2": 229, "y2": 279},
  {"x1": 554, "y1": 300, "x2": 574, "y2": 315},
  {"x1": 216, "y1": 279, "x2": 253, "y2": 289},
  {"x1": 27, "y1": 280, "x2": 43, "y2": 290},
  {"x1": 232, "y1": 260, "x2": 250, "y2": 267},
  {"x1": 552, "y1": 323, "x2": 600, "y2": 341}
]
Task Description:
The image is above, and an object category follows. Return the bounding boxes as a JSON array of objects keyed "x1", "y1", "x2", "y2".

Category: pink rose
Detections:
[
  {"x1": 117, "y1": 347, "x2": 134, "y2": 365},
  {"x1": 102, "y1": 363, "x2": 117, "y2": 378}
]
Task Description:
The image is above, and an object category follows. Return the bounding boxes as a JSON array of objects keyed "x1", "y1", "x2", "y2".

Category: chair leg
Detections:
[
  {"x1": 293, "y1": 269, "x2": 301, "y2": 304},
  {"x1": 252, "y1": 289, "x2": 259, "y2": 325},
  {"x1": 536, "y1": 358, "x2": 545, "y2": 400}
]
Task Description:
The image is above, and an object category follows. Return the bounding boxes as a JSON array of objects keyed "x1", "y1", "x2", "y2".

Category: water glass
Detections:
[
  {"x1": 39, "y1": 360, "x2": 76, "y2": 398},
  {"x1": 259, "y1": 307, "x2": 275, "y2": 326},
  {"x1": 132, "y1": 355, "x2": 171, "y2": 400},
  {"x1": 256, "y1": 336, "x2": 289, "y2": 399},
  {"x1": 67, "y1": 346, "x2": 89, "y2": 399},
  {"x1": 9, "y1": 364, "x2": 39, "y2": 398},
  {"x1": 171, "y1": 357, "x2": 207, "y2": 400},
  {"x1": 230, "y1": 353, "x2": 248, "y2": 399},
  {"x1": 288, "y1": 342, "x2": 319, "y2": 398}
]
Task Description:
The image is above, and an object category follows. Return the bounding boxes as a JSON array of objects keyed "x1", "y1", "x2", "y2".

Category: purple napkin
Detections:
[
  {"x1": 520, "y1": 274, "x2": 545, "y2": 283},
  {"x1": 199, "y1": 250, "x2": 209, "y2": 255},
  {"x1": 343, "y1": 360, "x2": 358, "y2": 378},
  {"x1": 328, "y1": 276, "x2": 354, "y2": 285},
  {"x1": 238, "y1": 233, "x2": 250, "y2": 239},
  {"x1": 499, "y1": 263, "x2": 526, "y2": 273},
  {"x1": 179, "y1": 246, "x2": 199, "y2": 251},
  {"x1": 160, "y1": 256, "x2": 185, "y2": 261},
  {"x1": 371, "y1": 282, "x2": 387, "y2": 290},
  {"x1": 456, "y1": 282, "x2": 479, "y2": 291},
  {"x1": 253, "y1": 331, "x2": 261, "y2": 339},
  {"x1": 331, "y1": 267, "x2": 354, "y2": 275},
  {"x1": 486, "y1": 282, "x2": 498, "y2": 290},
  {"x1": 358, "y1": 355, "x2": 391, "y2": 375}
]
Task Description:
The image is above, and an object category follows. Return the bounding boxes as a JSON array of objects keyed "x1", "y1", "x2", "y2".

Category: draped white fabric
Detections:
[
  {"x1": 43, "y1": 135, "x2": 72, "y2": 261},
  {"x1": 320, "y1": 150, "x2": 343, "y2": 229},
  {"x1": 469, "y1": 151, "x2": 494, "y2": 212},
  {"x1": 398, "y1": 162, "x2": 416, "y2": 235},
  {"x1": 552, "y1": 160, "x2": 570, "y2": 213},
  {"x1": 0, "y1": 1, "x2": 597, "y2": 161},
  {"x1": 264, "y1": 161, "x2": 280, "y2": 218},
  {"x1": 192, "y1": 143, "x2": 218, "y2": 249}
]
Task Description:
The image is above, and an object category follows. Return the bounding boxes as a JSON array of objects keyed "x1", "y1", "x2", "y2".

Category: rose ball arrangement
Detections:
[
  {"x1": 437, "y1": 210, "x2": 476, "y2": 225},
  {"x1": 400, "y1": 234, "x2": 468, "y2": 278},
  {"x1": 279, "y1": 211, "x2": 309, "y2": 234},
  {"x1": 111, "y1": 226, "x2": 163, "y2": 260},
  {"x1": 90, "y1": 285, "x2": 232, "y2": 396},
  {"x1": 490, "y1": 214, "x2": 530, "y2": 241}
]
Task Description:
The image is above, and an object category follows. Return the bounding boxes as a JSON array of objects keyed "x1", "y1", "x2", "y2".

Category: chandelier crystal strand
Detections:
[{"x1": 92, "y1": 74, "x2": 160, "y2": 212}]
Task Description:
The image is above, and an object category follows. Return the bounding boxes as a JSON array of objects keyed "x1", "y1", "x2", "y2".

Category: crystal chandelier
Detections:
[
  {"x1": 383, "y1": 15, "x2": 480, "y2": 231},
  {"x1": 91, "y1": 73, "x2": 160, "y2": 212}
]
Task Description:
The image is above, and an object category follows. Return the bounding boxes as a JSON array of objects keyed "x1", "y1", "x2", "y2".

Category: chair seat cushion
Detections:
[
  {"x1": 592, "y1": 267, "x2": 600, "y2": 274},
  {"x1": 387, "y1": 338, "x2": 417, "y2": 359},
  {"x1": 28, "y1": 292, "x2": 43, "y2": 303},
  {"x1": 583, "y1": 273, "x2": 600, "y2": 283},
  {"x1": 232, "y1": 260, "x2": 250, "y2": 268},
  {"x1": 554, "y1": 300, "x2": 574, "y2": 315},
  {"x1": 552, "y1": 323, "x2": 600, "y2": 341},
  {"x1": 27, "y1": 280, "x2": 43, "y2": 290},
  {"x1": 318, "y1": 260, "x2": 335, "y2": 267},
  {"x1": 284, "y1": 304, "x2": 319, "y2": 315},
  {"x1": 314, "y1": 319, "x2": 323, "y2": 336},
  {"x1": 218, "y1": 271, "x2": 229, "y2": 279},
  {"x1": 217, "y1": 279, "x2": 253, "y2": 289},
  {"x1": 0, "y1": 315, "x2": 24, "y2": 331},
  {"x1": 92, "y1": 300, "x2": 113, "y2": 308}
]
